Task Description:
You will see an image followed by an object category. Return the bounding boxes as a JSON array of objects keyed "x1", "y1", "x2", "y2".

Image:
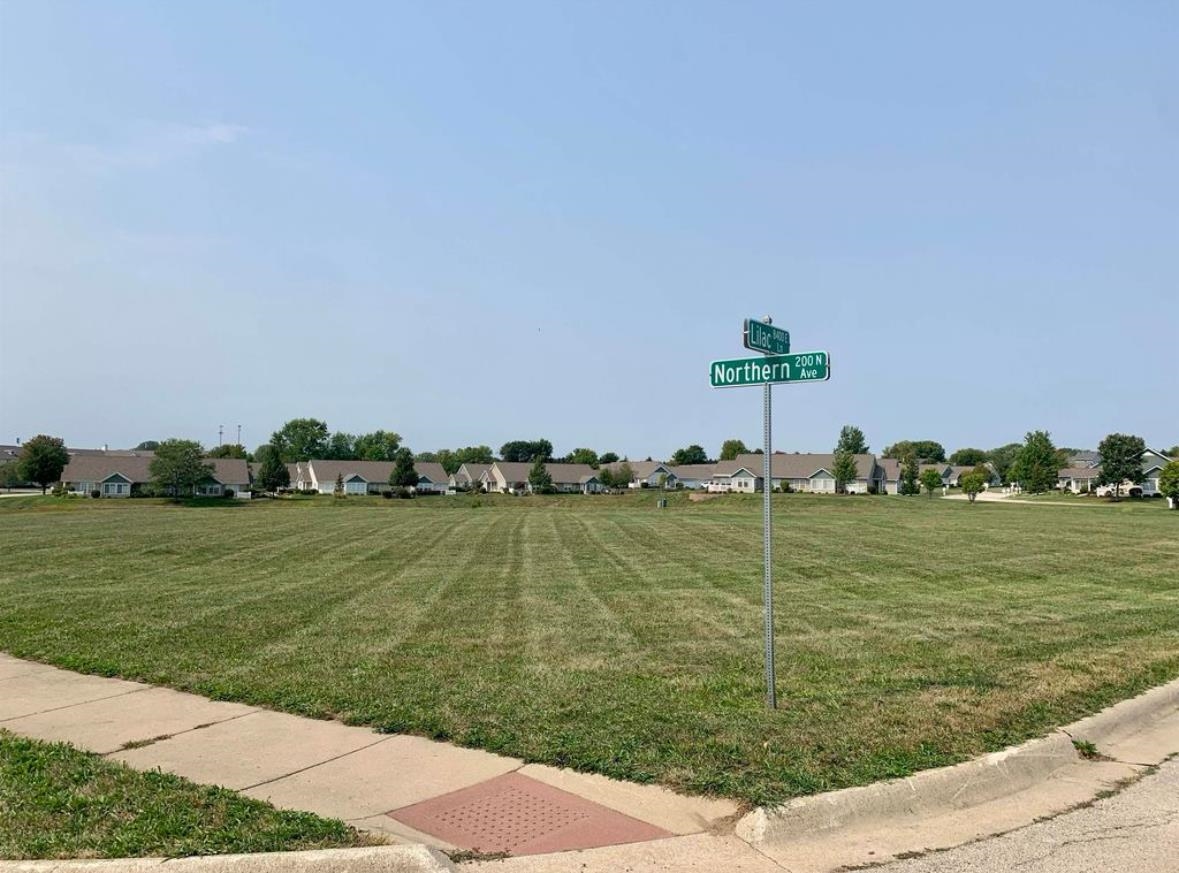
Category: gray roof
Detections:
[
  {"x1": 307, "y1": 459, "x2": 396, "y2": 483},
  {"x1": 414, "y1": 462, "x2": 450, "y2": 484},
  {"x1": 491, "y1": 461, "x2": 598, "y2": 485},
  {"x1": 61, "y1": 455, "x2": 249, "y2": 485},
  {"x1": 601, "y1": 460, "x2": 671, "y2": 480},
  {"x1": 1059, "y1": 467, "x2": 1101, "y2": 478},
  {"x1": 453, "y1": 463, "x2": 490, "y2": 482},
  {"x1": 715, "y1": 453, "x2": 878, "y2": 480},
  {"x1": 667, "y1": 463, "x2": 716, "y2": 480}
]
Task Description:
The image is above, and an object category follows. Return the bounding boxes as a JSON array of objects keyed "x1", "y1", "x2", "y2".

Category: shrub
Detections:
[
  {"x1": 51, "y1": 482, "x2": 66, "y2": 497},
  {"x1": 90, "y1": 489, "x2": 101, "y2": 499},
  {"x1": 382, "y1": 490, "x2": 394, "y2": 499},
  {"x1": 224, "y1": 489, "x2": 235, "y2": 498}
]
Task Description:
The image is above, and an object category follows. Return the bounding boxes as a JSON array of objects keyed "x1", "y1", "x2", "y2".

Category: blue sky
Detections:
[{"x1": 1, "y1": 1, "x2": 1175, "y2": 459}]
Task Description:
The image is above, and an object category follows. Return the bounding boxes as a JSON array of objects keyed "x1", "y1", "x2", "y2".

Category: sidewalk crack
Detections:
[
  {"x1": 0, "y1": 686, "x2": 148, "y2": 723},
  {"x1": 239, "y1": 734, "x2": 395, "y2": 792}
]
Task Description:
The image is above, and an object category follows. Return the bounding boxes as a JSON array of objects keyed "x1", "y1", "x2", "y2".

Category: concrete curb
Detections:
[
  {"x1": 735, "y1": 731, "x2": 1078, "y2": 844},
  {"x1": 1066, "y1": 679, "x2": 1179, "y2": 748},
  {"x1": 736, "y1": 676, "x2": 1179, "y2": 850},
  {"x1": 0, "y1": 846, "x2": 456, "y2": 873}
]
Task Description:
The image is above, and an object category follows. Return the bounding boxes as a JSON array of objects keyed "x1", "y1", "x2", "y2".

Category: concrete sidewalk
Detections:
[
  {"x1": 0, "y1": 653, "x2": 737, "y2": 859},
  {"x1": 3, "y1": 653, "x2": 1177, "y2": 873}
]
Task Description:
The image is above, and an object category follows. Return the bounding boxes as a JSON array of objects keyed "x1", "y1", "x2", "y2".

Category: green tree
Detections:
[
  {"x1": 919, "y1": 468, "x2": 943, "y2": 497},
  {"x1": 271, "y1": 418, "x2": 329, "y2": 462},
  {"x1": 255, "y1": 444, "x2": 290, "y2": 492},
  {"x1": 1010, "y1": 430, "x2": 1062, "y2": 493},
  {"x1": 18, "y1": 435, "x2": 69, "y2": 494},
  {"x1": 207, "y1": 443, "x2": 247, "y2": 459},
  {"x1": 1096, "y1": 433, "x2": 1146, "y2": 500},
  {"x1": 949, "y1": 448, "x2": 988, "y2": 466},
  {"x1": 835, "y1": 425, "x2": 869, "y2": 455},
  {"x1": 134, "y1": 440, "x2": 159, "y2": 451},
  {"x1": 598, "y1": 467, "x2": 615, "y2": 490},
  {"x1": 598, "y1": 452, "x2": 620, "y2": 465},
  {"x1": 671, "y1": 444, "x2": 709, "y2": 465},
  {"x1": 883, "y1": 440, "x2": 945, "y2": 462},
  {"x1": 414, "y1": 451, "x2": 438, "y2": 462},
  {"x1": 0, "y1": 460, "x2": 23, "y2": 490},
  {"x1": 149, "y1": 439, "x2": 213, "y2": 498},
  {"x1": 900, "y1": 452, "x2": 920, "y2": 495},
  {"x1": 326, "y1": 432, "x2": 357, "y2": 460},
  {"x1": 500, "y1": 439, "x2": 553, "y2": 463},
  {"x1": 1166, "y1": 446, "x2": 1179, "y2": 460},
  {"x1": 389, "y1": 448, "x2": 419, "y2": 488},
  {"x1": 960, "y1": 471, "x2": 987, "y2": 503},
  {"x1": 334, "y1": 472, "x2": 345, "y2": 496},
  {"x1": 566, "y1": 448, "x2": 599, "y2": 467},
  {"x1": 719, "y1": 439, "x2": 748, "y2": 461},
  {"x1": 528, "y1": 456, "x2": 553, "y2": 492},
  {"x1": 832, "y1": 449, "x2": 858, "y2": 494},
  {"x1": 1158, "y1": 460, "x2": 1179, "y2": 508},
  {"x1": 353, "y1": 430, "x2": 402, "y2": 461},
  {"x1": 615, "y1": 460, "x2": 634, "y2": 489},
  {"x1": 988, "y1": 442, "x2": 1023, "y2": 484}
]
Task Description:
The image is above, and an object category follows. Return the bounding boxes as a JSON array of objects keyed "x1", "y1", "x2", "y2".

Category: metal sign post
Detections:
[
  {"x1": 762, "y1": 373, "x2": 776, "y2": 709},
  {"x1": 710, "y1": 317, "x2": 832, "y2": 709}
]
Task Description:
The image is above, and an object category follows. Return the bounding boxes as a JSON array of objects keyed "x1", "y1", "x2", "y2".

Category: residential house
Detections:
[
  {"x1": 295, "y1": 459, "x2": 451, "y2": 494},
  {"x1": 413, "y1": 462, "x2": 451, "y2": 494},
  {"x1": 450, "y1": 463, "x2": 490, "y2": 490},
  {"x1": 1058, "y1": 467, "x2": 1101, "y2": 493},
  {"x1": 482, "y1": 461, "x2": 602, "y2": 494},
  {"x1": 600, "y1": 460, "x2": 676, "y2": 489},
  {"x1": 1059, "y1": 448, "x2": 1173, "y2": 496},
  {"x1": 666, "y1": 464, "x2": 716, "y2": 490},
  {"x1": 61, "y1": 456, "x2": 251, "y2": 498},
  {"x1": 1140, "y1": 449, "x2": 1173, "y2": 496},
  {"x1": 709, "y1": 453, "x2": 885, "y2": 494}
]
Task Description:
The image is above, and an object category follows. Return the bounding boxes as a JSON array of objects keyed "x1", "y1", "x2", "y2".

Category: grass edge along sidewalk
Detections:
[{"x1": 0, "y1": 730, "x2": 377, "y2": 861}]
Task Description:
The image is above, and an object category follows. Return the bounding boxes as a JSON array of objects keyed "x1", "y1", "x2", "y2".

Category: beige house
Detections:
[
  {"x1": 481, "y1": 461, "x2": 602, "y2": 494},
  {"x1": 710, "y1": 453, "x2": 884, "y2": 494},
  {"x1": 599, "y1": 460, "x2": 676, "y2": 489},
  {"x1": 449, "y1": 463, "x2": 490, "y2": 490},
  {"x1": 61, "y1": 455, "x2": 251, "y2": 498},
  {"x1": 294, "y1": 459, "x2": 451, "y2": 494}
]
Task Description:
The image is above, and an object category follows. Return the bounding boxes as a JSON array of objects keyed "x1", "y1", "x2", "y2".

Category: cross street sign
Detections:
[
  {"x1": 709, "y1": 351, "x2": 830, "y2": 388},
  {"x1": 744, "y1": 318, "x2": 790, "y2": 355}
]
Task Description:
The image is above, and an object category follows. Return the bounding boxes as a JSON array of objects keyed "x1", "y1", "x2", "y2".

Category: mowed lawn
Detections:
[{"x1": 1, "y1": 494, "x2": 1176, "y2": 806}]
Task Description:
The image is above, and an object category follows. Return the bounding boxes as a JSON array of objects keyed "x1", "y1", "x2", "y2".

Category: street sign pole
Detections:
[
  {"x1": 762, "y1": 373, "x2": 776, "y2": 709},
  {"x1": 711, "y1": 318, "x2": 831, "y2": 709}
]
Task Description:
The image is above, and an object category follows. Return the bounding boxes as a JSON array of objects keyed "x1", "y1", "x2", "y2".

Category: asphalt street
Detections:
[{"x1": 883, "y1": 755, "x2": 1179, "y2": 873}]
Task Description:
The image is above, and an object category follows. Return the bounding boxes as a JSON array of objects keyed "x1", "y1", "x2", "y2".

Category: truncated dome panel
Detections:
[{"x1": 387, "y1": 771, "x2": 670, "y2": 855}]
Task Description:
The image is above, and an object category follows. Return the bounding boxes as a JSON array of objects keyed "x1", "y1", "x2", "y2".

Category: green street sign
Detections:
[
  {"x1": 710, "y1": 351, "x2": 831, "y2": 388},
  {"x1": 744, "y1": 319, "x2": 790, "y2": 355}
]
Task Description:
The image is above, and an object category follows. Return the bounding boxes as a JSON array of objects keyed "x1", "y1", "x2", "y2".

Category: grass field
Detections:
[
  {"x1": 0, "y1": 730, "x2": 373, "y2": 859},
  {"x1": 1, "y1": 493, "x2": 1176, "y2": 806}
]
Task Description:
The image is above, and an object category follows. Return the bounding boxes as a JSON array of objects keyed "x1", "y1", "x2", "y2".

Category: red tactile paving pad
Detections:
[{"x1": 387, "y1": 771, "x2": 671, "y2": 855}]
